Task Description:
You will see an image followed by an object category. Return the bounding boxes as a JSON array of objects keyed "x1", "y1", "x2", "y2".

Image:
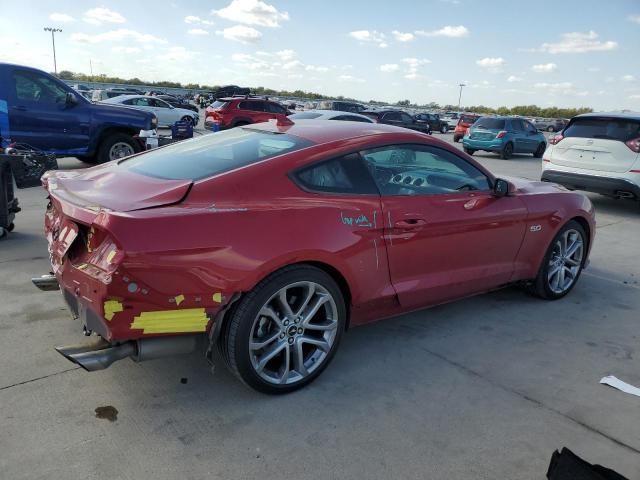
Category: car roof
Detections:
[
  {"x1": 219, "y1": 96, "x2": 271, "y2": 102},
  {"x1": 242, "y1": 118, "x2": 427, "y2": 144},
  {"x1": 574, "y1": 111, "x2": 640, "y2": 121}
]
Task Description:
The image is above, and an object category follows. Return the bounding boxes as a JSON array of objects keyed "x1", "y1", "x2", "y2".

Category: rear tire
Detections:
[
  {"x1": 453, "y1": 135, "x2": 461, "y2": 143},
  {"x1": 233, "y1": 121, "x2": 250, "y2": 127},
  {"x1": 501, "y1": 142, "x2": 513, "y2": 159},
  {"x1": 440, "y1": 125, "x2": 447, "y2": 134},
  {"x1": 534, "y1": 142, "x2": 546, "y2": 158},
  {"x1": 219, "y1": 265, "x2": 346, "y2": 394},
  {"x1": 97, "y1": 133, "x2": 139, "y2": 164},
  {"x1": 180, "y1": 115, "x2": 194, "y2": 126},
  {"x1": 464, "y1": 148, "x2": 475, "y2": 155},
  {"x1": 547, "y1": 126, "x2": 554, "y2": 132},
  {"x1": 527, "y1": 220, "x2": 587, "y2": 300}
]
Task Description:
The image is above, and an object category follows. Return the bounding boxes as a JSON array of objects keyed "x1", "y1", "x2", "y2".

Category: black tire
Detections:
[
  {"x1": 527, "y1": 220, "x2": 587, "y2": 300},
  {"x1": 453, "y1": 135, "x2": 461, "y2": 143},
  {"x1": 464, "y1": 147, "x2": 475, "y2": 155},
  {"x1": 180, "y1": 115, "x2": 194, "y2": 126},
  {"x1": 440, "y1": 125, "x2": 448, "y2": 134},
  {"x1": 501, "y1": 142, "x2": 513, "y2": 159},
  {"x1": 219, "y1": 265, "x2": 346, "y2": 394},
  {"x1": 233, "y1": 121, "x2": 250, "y2": 127},
  {"x1": 97, "y1": 133, "x2": 140, "y2": 164},
  {"x1": 0, "y1": 163, "x2": 11, "y2": 231},
  {"x1": 547, "y1": 126, "x2": 554, "y2": 132},
  {"x1": 534, "y1": 142, "x2": 546, "y2": 158}
]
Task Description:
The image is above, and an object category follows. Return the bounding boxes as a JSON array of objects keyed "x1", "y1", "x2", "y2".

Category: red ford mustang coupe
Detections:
[{"x1": 34, "y1": 120, "x2": 595, "y2": 393}]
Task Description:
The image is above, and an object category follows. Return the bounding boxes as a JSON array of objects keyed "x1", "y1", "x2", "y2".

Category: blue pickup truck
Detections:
[{"x1": 0, "y1": 63, "x2": 157, "y2": 163}]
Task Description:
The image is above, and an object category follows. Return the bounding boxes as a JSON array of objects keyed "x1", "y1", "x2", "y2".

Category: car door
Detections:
[
  {"x1": 509, "y1": 119, "x2": 527, "y2": 153},
  {"x1": 149, "y1": 98, "x2": 176, "y2": 125},
  {"x1": 523, "y1": 120, "x2": 541, "y2": 152},
  {"x1": 380, "y1": 112, "x2": 404, "y2": 128},
  {"x1": 7, "y1": 67, "x2": 91, "y2": 152},
  {"x1": 360, "y1": 143, "x2": 528, "y2": 310}
]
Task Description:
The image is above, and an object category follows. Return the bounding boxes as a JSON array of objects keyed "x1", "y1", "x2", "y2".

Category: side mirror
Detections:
[
  {"x1": 65, "y1": 92, "x2": 78, "y2": 107},
  {"x1": 493, "y1": 178, "x2": 510, "y2": 197}
]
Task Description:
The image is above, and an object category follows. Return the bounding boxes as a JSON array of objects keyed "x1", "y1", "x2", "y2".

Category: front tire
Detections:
[
  {"x1": 440, "y1": 125, "x2": 448, "y2": 134},
  {"x1": 180, "y1": 115, "x2": 194, "y2": 126},
  {"x1": 534, "y1": 142, "x2": 546, "y2": 158},
  {"x1": 97, "y1": 133, "x2": 139, "y2": 164},
  {"x1": 547, "y1": 126, "x2": 554, "y2": 132},
  {"x1": 464, "y1": 147, "x2": 475, "y2": 155},
  {"x1": 528, "y1": 220, "x2": 587, "y2": 300},
  {"x1": 219, "y1": 265, "x2": 346, "y2": 394},
  {"x1": 501, "y1": 142, "x2": 513, "y2": 159}
]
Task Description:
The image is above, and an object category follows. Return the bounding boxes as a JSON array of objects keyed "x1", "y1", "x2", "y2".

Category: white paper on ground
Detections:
[{"x1": 600, "y1": 375, "x2": 640, "y2": 397}]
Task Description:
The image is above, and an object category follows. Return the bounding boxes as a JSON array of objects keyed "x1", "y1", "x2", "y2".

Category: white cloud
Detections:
[
  {"x1": 163, "y1": 47, "x2": 198, "y2": 61},
  {"x1": 339, "y1": 74, "x2": 365, "y2": 83},
  {"x1": 305, "y1": 65, "x2": 330, "y2": 72},
  {"x1": 283, "y1": 60, "x2": 303, "y2": 70},
  {"x1": 533, "y1": 81, "x2": 587, "y2": 96},
  {"x1": 628, "y1": 14, "x2": 640, "y2": 25},
  {"x1": 213, "y1": 0, "x2": 289, "y2": 27},
  {"x1": 401, "y1": 58, "x2": 430, "y2": 80},
  {"x1": 188, "y1": 28, "x2": 209, "y2": 36},
  {"x1": 532, "y1": 63, "x2": 557, "y2": 72},
  {"x1": 380, "y1": 63, "x2": 400, "y2": 72},
  {"x1": 287, "y1": 73, "x2": 303, "y2": 79},
  {"x1": 392, "y1": 30, "x2": 414, "y2": 42},
  {"x1": 622, "y1": 74, "x2": 635, "y2": 81},
  {"x1": 49, "y1": 13, "x2": 75, "y2": 22},
  {"x1": 507, "y1": 75, "x2": 522, "y2": 82},
  {"x1": 539, "y1": 31, "x2": 617, "y2": 54},
  {"x1": 534, "y1": 81, "x2": 573, "y2": 89},
  {"x1": 185, "y1": 15, "x2": 201, "y2": 23},
  {"x1": 83, "y1": 7, "x2": 126, "y2": 25},
  {"x1": 587, "y1": 67, "x2": 600, "y2": 72},
  {"x1": 629, "y1": 94, "x2": 640, "y2": 100},
  {"x1": 476, "y1": 57, "x2": 505, "y2": 67},
  {"x1": 216, "y1": 25, "x2": 262, "y2": 43},
  {"x1": 349, "y1": 30, "x2": 387, "y2": 48},
  {"x1": 415, "y1": 25, "x2": 469, "y2": 38},
  {"x1": 112, "y1": 46, "x2": 142, "y2": 53},
  {"x1": 71, "y1": 29, "x2": 166, "y2": 45}
]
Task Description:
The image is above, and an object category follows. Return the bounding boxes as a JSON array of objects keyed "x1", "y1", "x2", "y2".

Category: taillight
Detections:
[
  {"x1": 549, "y1": 134, "x2": 564, "y2": 145},
  {"x1": 88, "y1": 235, "x2": 123, "y2": 273},
  {"x1": 625, "y1": 137, "x2": 640, "y2": 153},
  {"x1": 496, "y1": 131, "x2": 507, "y2": 139}
]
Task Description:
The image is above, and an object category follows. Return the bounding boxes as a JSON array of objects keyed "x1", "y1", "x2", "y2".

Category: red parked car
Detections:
[
  {"x1": 453, "y1": 113, "x2": 481, "y2": 142},
  {"x1": 204, "y1": 97, "x2": 290, "y2": 129},
  {"x1": 35, "y1": 121, "x2": 595, "y2": 393}
]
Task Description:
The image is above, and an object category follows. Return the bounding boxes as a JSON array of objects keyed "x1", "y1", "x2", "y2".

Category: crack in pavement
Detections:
[
  {"x1": 421, "y1": 347, "x2": 640, "y2": 457},
  {"x1": 0, "y1": 367, "x2": 80, "y2": 392}
]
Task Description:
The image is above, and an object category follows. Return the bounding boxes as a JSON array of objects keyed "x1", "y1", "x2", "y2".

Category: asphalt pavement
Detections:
[{"x1": 1, "y1": 127, "x2": 639, "y2": 480}]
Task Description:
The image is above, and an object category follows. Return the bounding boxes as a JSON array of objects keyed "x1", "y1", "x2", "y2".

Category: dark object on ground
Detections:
[
  {"x1": 547, "y1": 447, "x2": 628, "y2": 480},
  {"x1": 0, "y1": 157, "x2": 18, "y2": 235},
  {"x1": 94, "y1": 406, "x2": 118, "y2": 422},
  {"x1": 180, "y1": 377, "x2": 188, "y2": 384},
  {"x1": 1, "y1": 151, "x2": 58, "y2": 189}
]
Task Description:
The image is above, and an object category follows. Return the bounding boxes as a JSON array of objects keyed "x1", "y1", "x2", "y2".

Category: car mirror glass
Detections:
[{"x1": 493, "y1": 178, "x2": 509, "y2": 197}]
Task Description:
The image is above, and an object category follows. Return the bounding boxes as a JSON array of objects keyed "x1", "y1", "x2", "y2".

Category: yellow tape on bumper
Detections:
[
  {"x1": 130, "y1": 308, "x2": 208, "y2": 334},
  {"x1": 104, "y1": 300, "x2": 123, "y2": 321}
]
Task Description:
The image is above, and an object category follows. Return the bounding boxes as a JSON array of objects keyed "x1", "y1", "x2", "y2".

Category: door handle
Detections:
[
  {"x1": 12, "y1": 105, "x2": 27, "y2": 111},
  {"x1": 394, "y1": 218, "x2": 427, "y2": 229}
]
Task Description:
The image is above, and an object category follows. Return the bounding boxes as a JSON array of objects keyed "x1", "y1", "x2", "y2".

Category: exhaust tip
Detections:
[
  {"x1": 32, "y1": 274, "x2": 60, "y2": 291},
  {"x1": 56, "y1": 342, "x2": 136, "y2": 371}
]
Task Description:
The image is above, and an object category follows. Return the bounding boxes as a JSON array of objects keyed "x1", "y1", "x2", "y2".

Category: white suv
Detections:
[{"x1": 541, "y1": 113, "x2": 640, "y2": 202}]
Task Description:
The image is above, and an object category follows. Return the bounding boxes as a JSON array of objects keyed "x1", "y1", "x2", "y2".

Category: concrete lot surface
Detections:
[{"x1": 1, "y1": 129, "x2": 639, "y2": 479}]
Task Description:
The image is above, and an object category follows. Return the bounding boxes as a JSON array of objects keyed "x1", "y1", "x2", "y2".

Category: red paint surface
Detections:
[{"x1": 42, "y1": 121, "x2": 595, "y2": 341}]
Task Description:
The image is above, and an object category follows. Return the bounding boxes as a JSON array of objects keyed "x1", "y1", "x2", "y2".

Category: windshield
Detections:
[
  {"x1": 564, "y1": 117, "x2": 640, "y2": 142},
  {"x1": 474, "y1": 118, "x2": 506, "y2": 130},
  {"x1": 122, "y1": 128, "x2": 313, "y2": 181},
  {"x1": 209, "y1": 100, "x2": 228, "y2": 109},
  {"x1": 460, "y1": 115, "x2": 479, "y2": 124},
  {"x1": 290, "y1": 112, "x2": 323, "y2": 119}
]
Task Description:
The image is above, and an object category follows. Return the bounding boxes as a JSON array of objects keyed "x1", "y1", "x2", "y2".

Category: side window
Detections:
[
  {"x1": 239, "y1": 101, "x2": 264, "y2": 112},
  {"x1": 383, "y1": 112, "x2": 401, "y2": 122},
  {"x1": 525, "y1": 121, "x2": 537, "y2": 133},
  {"x1": 132, "y1": 98, "x2": 151, "y2": 107},
  {"x1": 294, "y1": 153, "x2": 378, "y2": 195},
  {"x1": 153, "y1": 99, "x2": 170, "y2": 108},
  {"x1": 511, "y1": 119, "x2": 524, "y2": 131},
  {"x1": 335, "y1": 115, "x2": 370, "y2": 123},
  {"x1": 361, "y1": 144, "x2": 491, "y2": 196},
  {"x1": 400, "y1": 113, "x2": 414, "y2": 124},
  {"x1": 266, "y1": 102, "x2": 285, "y2": 114},
  {"x1": 13, "y1": 70, "x2": 67, "y2": 105},
  {"x1": 122, "y1": 99, "x2": 134, "y2": 105}
]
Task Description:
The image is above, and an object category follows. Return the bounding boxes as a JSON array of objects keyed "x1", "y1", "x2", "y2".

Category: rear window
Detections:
[
  {"x1": 474, "y1": 118, "x2": 505, "y2": 130},
  {"x1": 289, "y1": 112, "x2": 323, "y2": 120},
  {"x1": 210, "y1": 100, "x2": 228, "y2": 109},
  {"x1": 564, "y1": 117, "x2": 640, "y2": 142},
  {"x1": 460, "y1": 115, "x2": 479, "y2": 124},
  {"x1": 123, "y1": 128, "x2": 313, "y2": 181}
]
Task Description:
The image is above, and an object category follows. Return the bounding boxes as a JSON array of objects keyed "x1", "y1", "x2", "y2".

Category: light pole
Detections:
[
  {"x1": 43, "y1": 27, "x2": 62, "y2": 74},
  {"x1": 457, "y1": 83, "x2": 466, "y2": 110}
]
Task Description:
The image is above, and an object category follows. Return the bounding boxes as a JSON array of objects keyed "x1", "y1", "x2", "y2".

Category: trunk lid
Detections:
[
  {"x1": 46, "y1": 163, "x2": 192, "y2": 213},
  {"x1": 550, "y1": 116, "x2": 640, "y2": 173}
]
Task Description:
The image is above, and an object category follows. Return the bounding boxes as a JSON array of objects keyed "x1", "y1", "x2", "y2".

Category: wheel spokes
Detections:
[
  {"x1": 292, "y1": 339, "x2": 308, "y2": 377},
  {"x1": 250, "y1": 330, "x2": 281, "y2": 351},
  {"x1": 256, "y1": 340, "x2": 287, "y2": 373},
  {"x1": 276, "y1": 288, "x2": 295, "y2": 319},
  {"x1": 259, "y1": 306, "x2": 284, "y2": 330},
  {"x1": 302, "y1": 294, "x2": 329, "y2": 327},
  {"x1": 299, "y1": 335, "x2": 331, "y2": 353}
]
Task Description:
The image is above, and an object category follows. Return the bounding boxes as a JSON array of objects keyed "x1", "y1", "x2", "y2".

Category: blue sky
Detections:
[{"x1": 1, "y1": 0, "x2": 639, "y2": 109}]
